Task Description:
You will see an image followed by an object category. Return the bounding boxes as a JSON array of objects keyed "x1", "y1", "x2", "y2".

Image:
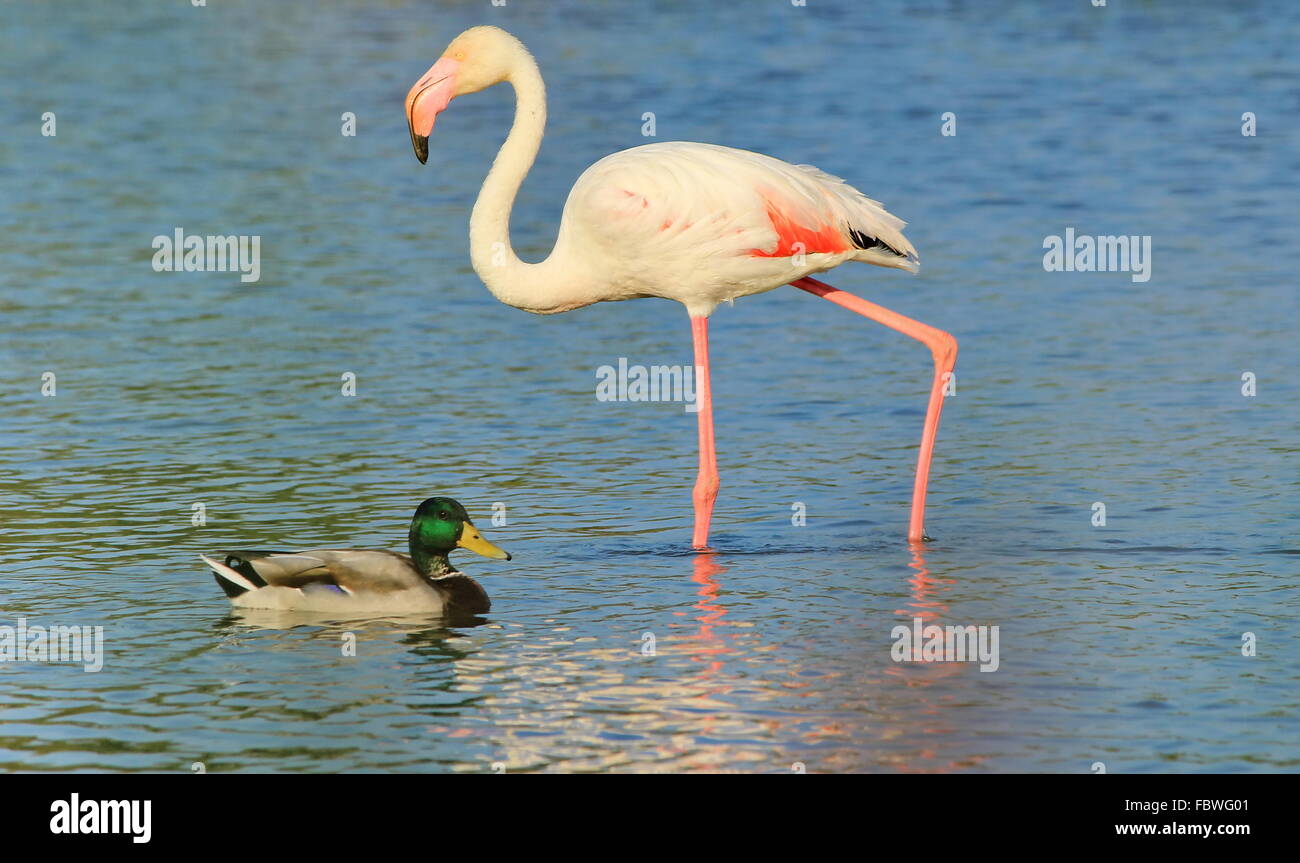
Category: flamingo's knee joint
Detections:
[
  {"x1": 931, "y1": 331, "x2": 958, "y2": 369},
  {"x1": 693, "y1": 475, "x2": 720, "y2": 505}
]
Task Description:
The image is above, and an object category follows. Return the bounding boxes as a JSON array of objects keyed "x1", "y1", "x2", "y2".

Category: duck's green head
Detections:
[{"x1": 409, "y1": 496, "x2": 511, "y2": 565}]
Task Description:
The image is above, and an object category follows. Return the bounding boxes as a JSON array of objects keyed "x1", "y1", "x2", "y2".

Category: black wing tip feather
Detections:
[{"x1": 848, "y1": 227, "x2": 906, "y2": 258}]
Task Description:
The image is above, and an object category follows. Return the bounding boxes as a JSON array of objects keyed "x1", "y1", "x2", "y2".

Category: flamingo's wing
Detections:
[{"x1": 567, "y1": 142, "x2": 917, "y2": 271}]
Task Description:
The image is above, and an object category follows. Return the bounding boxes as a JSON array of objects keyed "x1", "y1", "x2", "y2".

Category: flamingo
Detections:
[{"x1": 405, "y1": 26, "x2": 957, "y2": 548}]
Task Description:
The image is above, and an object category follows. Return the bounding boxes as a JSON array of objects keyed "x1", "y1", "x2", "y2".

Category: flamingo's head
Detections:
[{"x1": 406, "y1": 26, "x2": 525, "y2": 164}]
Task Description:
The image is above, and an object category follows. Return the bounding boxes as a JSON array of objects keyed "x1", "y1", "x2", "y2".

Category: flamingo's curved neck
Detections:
[{"x1": 470, "y1": 48, "x2": 594, "y2": 314}]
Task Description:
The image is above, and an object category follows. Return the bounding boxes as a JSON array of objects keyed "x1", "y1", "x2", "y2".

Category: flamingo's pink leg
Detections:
[
  {"x1": 792, "y1": 277, "x2": 958, "y2": 544},
  {"x1": 690, "y1": 315, "x2": 719, "y2": 549}
]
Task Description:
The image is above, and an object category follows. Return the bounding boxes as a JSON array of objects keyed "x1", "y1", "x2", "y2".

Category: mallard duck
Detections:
[{"x1": 199, "y1": 497, "x2": 511, "y2": 614}]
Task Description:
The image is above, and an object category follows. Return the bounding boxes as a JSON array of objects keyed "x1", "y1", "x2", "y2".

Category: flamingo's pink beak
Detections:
[{"x1": 405, "y1": 57, "x2": 460, "y2": 164}]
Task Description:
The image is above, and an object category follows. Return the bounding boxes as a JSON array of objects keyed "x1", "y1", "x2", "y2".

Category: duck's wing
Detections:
[{"x1": 200, "y1": 549, "x2": 422, "y2": 598}]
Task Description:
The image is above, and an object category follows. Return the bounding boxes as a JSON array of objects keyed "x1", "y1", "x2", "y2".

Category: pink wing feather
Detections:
[{"x1": 567, "y1": 142, "x2": 918, "y2": 272}]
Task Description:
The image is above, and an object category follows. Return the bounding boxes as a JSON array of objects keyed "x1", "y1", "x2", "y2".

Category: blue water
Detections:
[{"x1": 0, "y1": 0, "x2": 1296, "y2": 772}]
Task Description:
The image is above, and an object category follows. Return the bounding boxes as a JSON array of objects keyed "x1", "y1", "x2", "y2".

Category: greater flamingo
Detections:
[{"x1": 405, "y1": 26, "x2": 957, "y2": 548}]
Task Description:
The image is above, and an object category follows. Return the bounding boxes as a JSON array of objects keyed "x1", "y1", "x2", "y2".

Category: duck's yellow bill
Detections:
[{"x1": 457, "y1": 525, "x2": 511, "y2": 561}]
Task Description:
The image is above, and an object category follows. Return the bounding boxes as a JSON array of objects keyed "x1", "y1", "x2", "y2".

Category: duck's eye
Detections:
[{"x1": 437, "y1": 511, "x2": 450, "y2": 520}]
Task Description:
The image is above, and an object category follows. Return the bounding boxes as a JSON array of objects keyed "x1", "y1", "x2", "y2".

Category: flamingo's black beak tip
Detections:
[{"x1": 407, "y1": 116, "x2": 429, "y2": 164}]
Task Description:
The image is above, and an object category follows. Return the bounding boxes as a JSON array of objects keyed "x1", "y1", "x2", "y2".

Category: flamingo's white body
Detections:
[
  {"x1": 516, "y1": 142, "x2": 918, "y2": 316},
  {"x1": 407, "y1": 26, "x2": 956, "y2": 548}
]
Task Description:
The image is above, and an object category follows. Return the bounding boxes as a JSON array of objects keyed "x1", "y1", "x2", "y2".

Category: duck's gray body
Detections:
[{"x1": 200, "y1": 549, "x2": 490, "y2": 614}]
